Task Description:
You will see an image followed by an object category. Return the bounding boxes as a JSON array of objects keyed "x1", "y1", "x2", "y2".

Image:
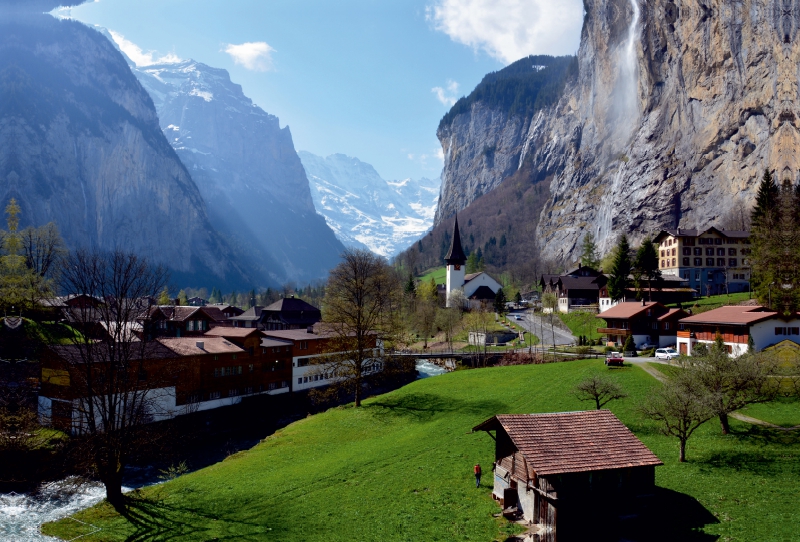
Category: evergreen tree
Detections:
[
  {"x1": 466, "y1": 252, "x2": 479, "y2": 274},
  {"x1": 607, "y1": 234, "x2": 632, "y2": 302},
  {"x1": 177, "y1": 289, "x2": 188, "y2": 306},
  {"x1": 158, "y1": 287, "x2": 171, "y2": 305},
  {"x1": 404, "y1": 273, "x2": 416, "y2": 297},
  {"x1": 633, "y1": 237, "x2": 661, "y2": 301},
  {"x1": 0, "y1": 199, "x2": 46, "y2": 312},
  {"x1": 623, "y1": 334, "x2": 637, "y2": 356},
  {"x1": 494, "y1": 288, "x2": 507, "y2": 314},
  {"x1": 580, "y1": 231, "x2": 600, "y2": 270}
]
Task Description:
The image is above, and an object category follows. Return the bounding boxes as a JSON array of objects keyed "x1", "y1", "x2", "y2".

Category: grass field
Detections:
[
  {"x1": 558, "y1": 311, "x2": 606, "y2": 341},
  {"x1": 418, "y1": 266, "x2": 446, "y2": 284},
  {"x1": 44, "y1": 361, "x2": 799, "y2": 541},
  {"x1": 740, "y1": 396, "x2": 800, "y2": 427},
  {"x1": 669, "y1": 292, "x2": 752, "y2": 313}
]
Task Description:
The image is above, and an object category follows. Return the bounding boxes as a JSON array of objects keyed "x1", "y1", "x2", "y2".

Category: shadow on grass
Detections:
[
  {"x1": 114, "y1": 493, "x2": 274, "y2": 542},
  {"x1": 546, "y1": 487, "x2": 719, "y2": 542},
  {"x1": 733, "y1": 424, "x2": 800, "y2": 446},
  {"x1": 367, "y1": 392, "x2": 507, "y2": 423}
]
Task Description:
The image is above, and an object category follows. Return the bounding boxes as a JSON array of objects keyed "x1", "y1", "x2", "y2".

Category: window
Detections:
[
  {"x1": 706, "y1": 248, "x2": 714, "y2": 256},
  {"x1": 297, "y1": 358, "x2": 309, "y2": 367},
  {"x1": 186, "y1": 320, "x2": 194, "y2": 331},
  {"x1": 672, "y1": 258, "x2": 676, "y2": 266},
  {"x1": 232, "y1": 354, "x2": 237, "y2": 360},
  {"x1": 660, "y1": 250, "x2": 665, "y2": 257},
  {"x1": 694, "y1": 247, "x2": 702, "y2": 256},
  {"x1": 775, "y1": 327, "x2": 786, "y2": 336},
  {"x1": 138, "y1": 369, "x2": 147, "y2": 382},
  {"x1": 664, "y1": 322, "x2": 670, "y2": 330},
  {"x1": 717, "y1": 248, "x2": 725, "y2": 256},
  {"x1": 682, "y1": 257, "x2": 690, "y2": 266},
  {"x1": 269, "y1": 382, "x2": 277, "y2": 390},
  {"x1": 209, "y1": 391, "x2": 221, "y2": 400},
  {"x1": 728, "y1": 248, "x2": 736, "y2": 256},
  {"x1": 281, "y1": 380, "x2": 289, "y2": 388},
  {"x1": 695, "y1": 271, "x2": 700, "y2": 280},
  {"x1": 683, "y1": 248, "x2": 691, "y2": 256},
  {"x1": 668, "y1": 239, "x2": 672, "y2": 246},
  {"x1": 646, "y1": 309, "x2": 652, "y2": 316},
  {"x1": 299, "y1": 341, "x2": 308, "y2": 350},
  {"x1": 672, "y1": 248, "x2": 677, "y2": 256},
  {"x1": 717, "y1": 258, "x2": 725, "y2": 267},
  {"x1": 188, "y1": 393, "x2": 201, "y2": 404},
  {"x1": 729, "y1": 258, "x2": 737, "y2": 267},
  {"x1": 244, "y1": 386, "x2": 253, "y2": 394},
  {"x1": 661, "y1": 259, "x2": 665, "y2": 267},
  {"x1": 706, "y1": 258, "x2": 714, "y2": 266},
  {"x1": 297, "y1": 378, "x2": 302, "y2": 385},
  {"x1": 229, "y1": 389, "x2": 239, "y2": 397},
  {"x1": 651, "y1": 322, "x2": 657, "y2": 329},
  {"x1": 249, "y1": 364, "x2": 254, "y2": 373},
  {"x1": 714, "y1": 238, "x2": 722, "y2": 245},
  {"x1": 694, "y1": 258, "x2": 702, "y2": 266},
  {"x1": 303, "y1": 376, "x2": 309, "y2": 383}
]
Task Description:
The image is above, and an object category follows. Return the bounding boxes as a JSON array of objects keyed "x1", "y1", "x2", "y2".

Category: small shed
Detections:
[{"x1": 473, "y1": 410, "x2": 662, "y2": 534}]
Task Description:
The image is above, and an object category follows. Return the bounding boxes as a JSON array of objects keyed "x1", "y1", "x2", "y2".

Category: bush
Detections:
[
  {"x1": 623, "y1": 335, "x2": 637, "y2": 357},
  {"x1": 604, "y1": 346, "x2": 615, "y2": 353},
  {"x1": 576, "y1": 346, "x2": 592, "y2": 356}
]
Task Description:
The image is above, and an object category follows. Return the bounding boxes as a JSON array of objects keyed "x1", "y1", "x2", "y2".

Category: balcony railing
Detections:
[{"x1": 597, "y1": 327, "x2": 632, "y2": 336}]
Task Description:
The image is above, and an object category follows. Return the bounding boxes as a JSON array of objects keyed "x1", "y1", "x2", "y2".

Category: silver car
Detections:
[{"x1": 655, "y1": 348, "x2": 679, "y2": 360}]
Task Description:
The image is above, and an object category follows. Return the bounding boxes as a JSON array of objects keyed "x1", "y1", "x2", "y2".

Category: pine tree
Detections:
[
  {"x1": 581, "y1": 231, "x2": 600, "y2": 270},
  {"x1": 494, "y1": 288, "x2": 507, "y2": 314},
  {"x1": 607, "y1": 234, "x2": 632, "y2": 302},
  {"x1": 404, "y1": 273, "x2": 416, "y2": 297}
]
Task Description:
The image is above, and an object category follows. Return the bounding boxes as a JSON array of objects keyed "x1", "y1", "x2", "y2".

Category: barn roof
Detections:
[
  {"x1": 597, "y1": 301, "x2": 663, "y2": 319},
  {"x1": 473, "y1": 410, "x2": 662, "y2": 476},
  {"x1": 679, "y1": 305, "x2": 778, "y2": 326}
]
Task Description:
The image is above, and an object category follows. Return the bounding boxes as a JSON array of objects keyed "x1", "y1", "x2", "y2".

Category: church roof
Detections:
[{"x1": 445, "y1": 215, "x2": 467, "y2": 265}]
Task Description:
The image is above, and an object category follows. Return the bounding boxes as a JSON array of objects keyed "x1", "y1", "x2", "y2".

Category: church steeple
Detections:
[{"x1": 445, "y1": 215, "x2": 467, "y2": 265}]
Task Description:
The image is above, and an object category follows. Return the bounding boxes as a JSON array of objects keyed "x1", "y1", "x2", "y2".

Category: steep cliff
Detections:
[
  {"x1": 129, "y1": 59, "x2": 345, "y2": 282},
  {"x1": 299, "y1": 152, "x2": 439, "y2": 258},
  {"x1": 0, "y1": 12, "x2": 255, "y2": 288},
  {"x1": 435, "y1": 0, "x2": 797, "y2": 264}
]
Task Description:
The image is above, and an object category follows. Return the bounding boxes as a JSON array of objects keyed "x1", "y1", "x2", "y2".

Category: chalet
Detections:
[
  {"x1": 443, "y1": 216, "x2": 502, "y2": 308},
  {"x1": 473, "y1": 411, "x2": 662, "y2": 534},
  {"x1": 229, "y1": 306, "x2": 265, "y2": 329},
  {"x1": 143, "y1": 306, "x2": 217, "y2": 338},
  {"x1": 261, "y1": 296, "x2": 322, "y2": 331},
  {"x1": 598, "y1": 274, "x2": 695, "y2": 313},
  {"x1": 202, "y1": 304, "x2": 244, "y2": 327},
  {"x1": 597, "y1": 301, "x2": 687, "y2": 348},
  {"x1": 187, "y1": 296, "x2": 208, "y2": 307},
  {"x1": 262, "y1": 325, "x2": 381, "y2": 392},
  {"x1": 540, "y1": 266, "x2": 606, "y2": 313},
  {"x1": 39, "y1": 335, "x2": 293, "y2": 434},
  {"x1": 676, "y1": 305, "x2": 800, "y2": 356}
]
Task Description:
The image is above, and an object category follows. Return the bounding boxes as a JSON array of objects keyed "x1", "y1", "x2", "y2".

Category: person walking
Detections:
[{"x1": 474, "y1": 463, "x2": 482, "y2": 488}]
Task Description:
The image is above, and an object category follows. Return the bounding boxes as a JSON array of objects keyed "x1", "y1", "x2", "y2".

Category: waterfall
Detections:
[{"x1": 610, "y1": 0, "x2": 641, "y2": 137}]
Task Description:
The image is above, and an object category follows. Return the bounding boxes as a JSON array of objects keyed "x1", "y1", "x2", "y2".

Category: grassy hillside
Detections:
[
  {"x1": 45, "y1": 361, "x2": 799, "y2": 541},
  {"x1": 668, "y1": 292, "x2": 752, "y2": 313},
  {"x1": 418, "y1": 266, "x2": 446, "y2": 284}
]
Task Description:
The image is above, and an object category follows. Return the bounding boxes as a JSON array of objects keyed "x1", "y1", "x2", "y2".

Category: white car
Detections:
[
  {"x1": 514, "y1": 315, "x2": 523, "y2": 320},
  {"x1": 655, "y1": 348, "x2": 679, "y2": 360}
]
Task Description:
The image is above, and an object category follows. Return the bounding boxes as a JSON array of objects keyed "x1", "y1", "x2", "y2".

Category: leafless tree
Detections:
[
  {"x1": 58, "y1": 249, "x2": 169, "y2": 507},
  {"x1": 316, "y1": 249, "x2": 401, "y2": 407},
  {"x1": 573, "y1": 375, "x2": 628, "y2": 410},
  {"x1": 718, "y1": 198, "x2": 753, "y2": 232}
]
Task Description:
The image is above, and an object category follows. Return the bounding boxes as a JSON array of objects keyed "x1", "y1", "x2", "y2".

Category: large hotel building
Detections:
[{"x1": 653, "y1": 227, "x2": 751, "y2": 296}]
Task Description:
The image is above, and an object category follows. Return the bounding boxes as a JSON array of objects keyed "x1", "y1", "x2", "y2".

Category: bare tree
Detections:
[
  {"x1": 640, "y1": 373, "x2": 715, "y2": 462},
  {"x1": 573, "y1": 375, "x2": 628, "y2": 410},
  {"x1": 58, "y1": 249, "x2": 169, "y2": 506},
  {"x1": 318, "y1": 249, "x2": 401, "y2": 407}
]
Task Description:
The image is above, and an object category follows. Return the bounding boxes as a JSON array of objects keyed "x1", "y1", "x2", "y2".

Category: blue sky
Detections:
[{"x1": 66, "y1": 0, "x2": 583, "y2": 181}]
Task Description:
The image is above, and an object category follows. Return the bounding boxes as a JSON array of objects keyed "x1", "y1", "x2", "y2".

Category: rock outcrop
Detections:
[
  {"x1": 0, "y1": 13, "x2": 254, "y2": 287},
  {"x1": 129, "y1": 59, "x2": 345, "y2": 282},
  {"x1": 436, "y1": 0, "x2": 798, "y2": 262}
]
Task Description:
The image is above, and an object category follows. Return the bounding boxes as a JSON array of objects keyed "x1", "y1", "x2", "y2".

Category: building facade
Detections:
[{"x1": 653, "y1": 227, "x2": 751, "y2": 296}]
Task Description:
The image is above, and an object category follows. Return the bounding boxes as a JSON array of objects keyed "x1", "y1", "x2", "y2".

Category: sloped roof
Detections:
[
  {"x1": 205, "y1": 327, "x2": 265, "y2": 338},
  {"x1": 264, "y1": 297, "x2": 320, "y2": 313},
  {"x1": 598, "y1": 301, "x2": 663, "y2": 319},
  {"x1": 469, "y1": 285, "x2": 496, "y2": 300},
  {"x1": 679, "y1": 305, "x2": 779, "y2": 326},
  {"x1": 559, "y1": 275, "x2": 604, "y2": 290},
  {"x1": 229, "y1": 306, "x2": 265, "y2": 321},
  {"x1": 157, "y1": 337, "x2": 244, "y2": 356},
  {"x1": 445, "y1": 215, "x2": 467, "y2": 264},
  {"x1": 657, "y1": 308, "x2": 687, "y2": 321},
  {"x1": 464, "y1": 272, "x2": 482, "y2": 283},
  {"x1": 473, "y1": 411, "x2": 662, "y2": 476}
]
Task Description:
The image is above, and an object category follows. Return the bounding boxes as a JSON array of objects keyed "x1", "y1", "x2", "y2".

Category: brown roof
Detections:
[
  {"x1": 473, "y1": 411, "x2": 662, "y2": 476},
  {"x1": 679, "y1": 305, "x2": 779, "y2": 326},
  {"x1": 464, "y1": 272, "x2": 482, "y2": 283},
  {"x1": 596, "y1": 302, "x2": 662, "y2": 319},
  {"x1": 204, "y1": 328, "x2": 265, "y2": 339},
  {"x1": 157, "y1": 337, "x2": 244, "y2": 356},
  {"x1": 657, "y1": 308, "x2": 687, "y2": 321},
  {"x1": 262, "y1": 328, "x2": 329, "y2": 341},
  {"x1": 261, "y1": 338, "x2": 295, "y2": 348}
]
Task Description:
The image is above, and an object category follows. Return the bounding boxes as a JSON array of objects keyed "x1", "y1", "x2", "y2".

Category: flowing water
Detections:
[{"x1": 415, "y1": 359, "x2": 448, "y2": 378}]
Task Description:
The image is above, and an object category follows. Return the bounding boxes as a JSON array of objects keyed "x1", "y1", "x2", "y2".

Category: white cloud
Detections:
[
  {"x1": 223, "y1": 42, "x2": 276, "y2": 72},
  {"x1": 426, "y1": 0, "x2": 583, "y2": 63},
  {"x1": 431, "y1": 79, "x2": 459, "y2": 106},
  {"x1": 108, "y1": 30, "x2": 181, "y2": 66}
]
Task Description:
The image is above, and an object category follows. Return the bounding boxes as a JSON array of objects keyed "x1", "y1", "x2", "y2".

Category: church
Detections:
[{"x1": 444, "y1": 216, "x2": 503, "y2": 308}]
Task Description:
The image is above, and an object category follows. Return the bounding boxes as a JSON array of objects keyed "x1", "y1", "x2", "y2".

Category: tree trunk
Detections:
[
  {"x1": 103, "y1": 471, "x2": 125, "y2": 509},
  {"x1": 354, "y1": 371, "x2": 362, "y2": 407},
  {"x1": 719, "y1": 412, "x2": 730, "y2": 435},
  {"x1": 679, "y1": 438, "x2": 687, "y2": 462},
  {"x1": 595, "y1": 398, "x2": 601, "y2": 410}
]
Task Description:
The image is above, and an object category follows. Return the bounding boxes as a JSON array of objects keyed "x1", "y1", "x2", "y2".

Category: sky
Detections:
[{"x1": 64, "y1": 0, "x2": 583, "y2": 182}]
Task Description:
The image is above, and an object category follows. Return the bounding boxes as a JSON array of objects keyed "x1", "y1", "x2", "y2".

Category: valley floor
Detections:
[{"x1": 44, "y1": 361, "x2": 799, "y2": 541}]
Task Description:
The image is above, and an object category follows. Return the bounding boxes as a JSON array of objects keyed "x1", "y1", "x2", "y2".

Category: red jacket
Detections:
[{"x1": 474, "y1": 464, "x2": 482, "y2": 475}]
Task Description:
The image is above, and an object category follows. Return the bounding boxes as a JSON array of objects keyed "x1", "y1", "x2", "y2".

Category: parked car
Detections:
[
  {"x1": 655, "y1": 348, "x2": 679, "y2": 360},
  {"x1": 605, "y1": 352, "x2": 625, "y2": 367},
  {"x1": 514, "y1": 315, "x2": 523, "y2": 320},
  {"x1": 637, "y1": 342, "x2": 657, "y2": 350}
]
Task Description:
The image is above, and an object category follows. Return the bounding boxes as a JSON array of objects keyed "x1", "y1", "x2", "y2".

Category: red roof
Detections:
[
  {"x1": 473, "y1": 410, "x2": 662, "y2": 476},
  {"x1": 596, "y1": 301, "x2": 662, "y2": 319},
  {"x1": 679, "y1": 305, "x2": 779, "y2": 326}
]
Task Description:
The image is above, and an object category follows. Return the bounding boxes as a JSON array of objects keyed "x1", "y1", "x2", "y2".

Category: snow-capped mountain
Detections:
[
  {"x1": 98, "y1": 27, "x2": 345, "y2": 283},
  {"x1": 298, "y1": 152, "x2": 440, "y2": 258}
]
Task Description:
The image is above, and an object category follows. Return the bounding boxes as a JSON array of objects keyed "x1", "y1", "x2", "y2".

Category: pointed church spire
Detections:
[{"x1": 445, "y1": 215, "x2": 467, "y2": 265}]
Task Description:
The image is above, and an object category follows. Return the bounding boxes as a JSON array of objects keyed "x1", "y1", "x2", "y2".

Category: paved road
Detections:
[{"x1": 511, "y1": 310, "x2": 576, "y2": 346}]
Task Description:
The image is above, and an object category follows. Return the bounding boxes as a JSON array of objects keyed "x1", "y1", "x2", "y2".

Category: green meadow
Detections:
[{"x1": 44, "y1": 361, "x2": 799, "y2": 541}]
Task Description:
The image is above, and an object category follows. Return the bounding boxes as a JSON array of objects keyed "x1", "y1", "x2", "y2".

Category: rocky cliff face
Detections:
[
  {"x1": 0, "y1": 13, "x2": 253, "y2": 287},
  {"x1": 128, "y1": 58, "x2": 345, "y2": 283},
  {"x1": 436, "y1": 0, "x2": 796, "y2": 262},
  {"x1": 299, "y1": 152, "x2": 439, "y2": 258}
]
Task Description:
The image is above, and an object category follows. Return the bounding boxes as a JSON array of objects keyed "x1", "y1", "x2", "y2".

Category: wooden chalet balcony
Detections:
[
  {"x1": 597, "y1": 327, "x2": 632, "y2": 336},
  {"x1": 677, "y1": 330, "x2": 691, "y2": 339}
]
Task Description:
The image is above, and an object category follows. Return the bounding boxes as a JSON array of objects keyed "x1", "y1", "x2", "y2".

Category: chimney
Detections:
[
  {"x1": 307, "y1": 326, "x2": 314, "y2": 334},
  {"x1": 196, "y1": 341, "x2": 205, "y2": 350},
  {"x1": 641, "y1": 299, "x2": 645, "y2": 307}
]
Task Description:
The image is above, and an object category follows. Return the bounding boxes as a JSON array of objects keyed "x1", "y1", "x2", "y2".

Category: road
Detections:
[{"x1": 511, "y1": 310, "x2": 576, "y2": 346}]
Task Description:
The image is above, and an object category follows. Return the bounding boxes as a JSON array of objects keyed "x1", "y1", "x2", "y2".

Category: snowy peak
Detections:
[{"x1": 299, "y1": 152, "x2": 439, "y2": 258}]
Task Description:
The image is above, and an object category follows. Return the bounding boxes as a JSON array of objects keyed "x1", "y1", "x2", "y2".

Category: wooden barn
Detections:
[{"x1": 473, "y1": 410, "x2": 662, "y2": 536}]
